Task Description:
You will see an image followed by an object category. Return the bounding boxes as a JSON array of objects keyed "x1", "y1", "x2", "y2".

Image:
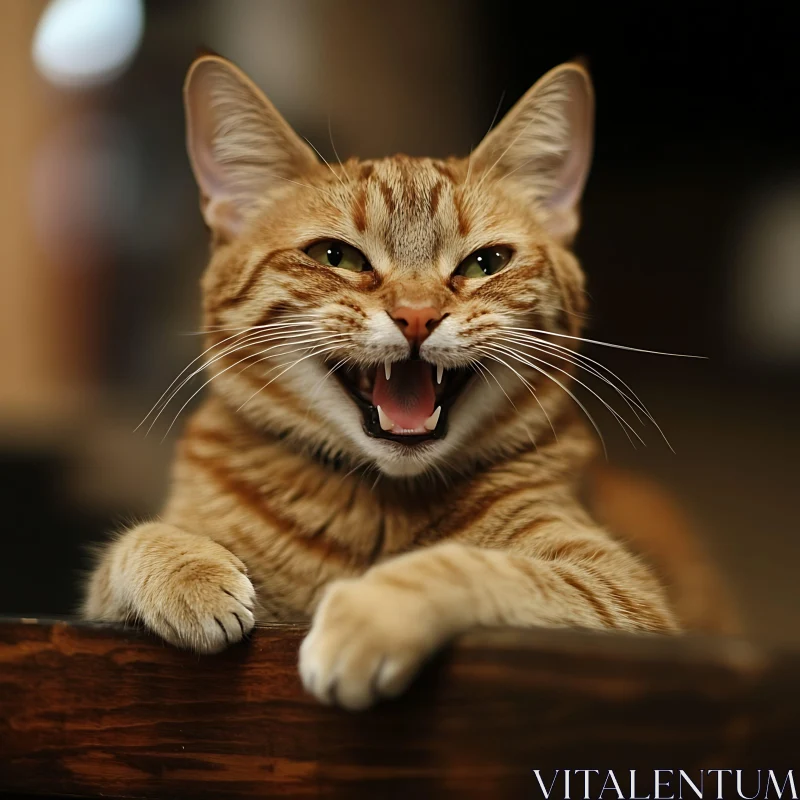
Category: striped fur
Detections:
[{"x1": 82, "y1": 56, "x2": 709, "y2": 710}]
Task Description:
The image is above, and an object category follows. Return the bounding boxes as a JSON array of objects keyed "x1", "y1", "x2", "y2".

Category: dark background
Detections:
[{"x1": 2, "y1": 0, "x2": 798, "y2": 644}]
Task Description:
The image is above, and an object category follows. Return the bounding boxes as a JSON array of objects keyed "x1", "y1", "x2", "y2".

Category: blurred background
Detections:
[{"x1": 1, "y1": 0, "x2": 798, "y2": 644}]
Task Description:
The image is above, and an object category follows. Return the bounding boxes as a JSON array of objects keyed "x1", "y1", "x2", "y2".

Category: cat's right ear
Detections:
[{"x1": 184, "y1": 55, "x2": 318, "y2": 242}]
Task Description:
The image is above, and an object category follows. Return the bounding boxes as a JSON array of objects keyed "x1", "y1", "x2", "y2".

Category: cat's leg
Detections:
[
  {"x1": 83, "y1": 521, "x2": 256, "y2": 653},
  {"x1": 299, "y1": 527, "x2": 678, "y2": 709}
]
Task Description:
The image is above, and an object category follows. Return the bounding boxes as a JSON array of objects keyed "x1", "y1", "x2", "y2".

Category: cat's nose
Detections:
[{"x1": 389, "y1": 306, "x2": 445, "y2": 347}]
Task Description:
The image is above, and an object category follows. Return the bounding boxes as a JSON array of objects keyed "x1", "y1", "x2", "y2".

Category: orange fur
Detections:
[{"x1": 84, "y1": 56, "x2": 729, "y2": 710}]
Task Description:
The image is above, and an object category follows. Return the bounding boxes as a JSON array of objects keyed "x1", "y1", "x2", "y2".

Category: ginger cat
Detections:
[{"x1": 84, "y1": 56, "x2": 732, "y2": 710}]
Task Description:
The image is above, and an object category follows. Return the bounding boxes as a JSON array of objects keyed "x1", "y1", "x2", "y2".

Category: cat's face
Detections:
[{"x1": 185, "y1": 57, "x2": 593, "y2": 477}]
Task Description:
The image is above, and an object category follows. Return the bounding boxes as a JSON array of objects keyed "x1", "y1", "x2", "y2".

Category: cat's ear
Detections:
[
  {"x1": 471, "y1": 63, "x2": 594, "y2": 242},
  {"x1": 184, "y1": 55, "x2": 318, "y2": 241}
]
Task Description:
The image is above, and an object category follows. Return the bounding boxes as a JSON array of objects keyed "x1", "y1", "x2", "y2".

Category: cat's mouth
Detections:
[{"x1": 330, "y1": 359, "x2": 474, "y2": 445}]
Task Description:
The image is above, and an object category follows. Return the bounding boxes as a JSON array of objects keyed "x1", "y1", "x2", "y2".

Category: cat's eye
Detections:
[
  {"x1": 456, "y1": 246, "x2": 513, "y2": 279},
  {"x1": 306, "y1": 240, "x2": 371, "y2": 273}
]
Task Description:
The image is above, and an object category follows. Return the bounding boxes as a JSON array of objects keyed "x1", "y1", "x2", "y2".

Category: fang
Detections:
[
  {"x1": 377, "y1": 405, "x2": 394, "y2": 431},
  {"x1": 424, "y1": 406, "x2": 441, "y2": 431}
]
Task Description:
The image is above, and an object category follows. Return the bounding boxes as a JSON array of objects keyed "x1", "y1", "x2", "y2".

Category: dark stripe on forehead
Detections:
[
  {"x1": 215, "y1": 250, "x2": 277, "y2": 309},
  {"x1": 453, "y1": 189, "x2": 471, "y2": 236},
  {"x1": 359, "y1": 163, "x2": 374, "y2": 181},
  {"x1": 377, "y1": 179, "x2": 396, "y2": 214},
  {"x1": 432, "y1": 160, "x2": 456, "y2": 182},
  {"x1": 352, "y1": 184, "x2": 368, "y2": 232}
]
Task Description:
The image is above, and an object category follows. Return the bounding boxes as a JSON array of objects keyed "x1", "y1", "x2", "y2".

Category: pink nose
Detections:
[{"x1": 390, "y1": 306, "x2": 443, "y2": 346}]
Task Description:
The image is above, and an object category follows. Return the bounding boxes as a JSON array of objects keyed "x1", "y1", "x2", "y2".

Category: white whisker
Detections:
[
  {"x1": 144, "y1": 325, "x2": 328, "y2": 432},
  {"x1": 482, "y1": 342, "x2": 644, "y2": 448},
  {"x1": 137, "y1": 315, "x2": 324, "y2": 429},
  {"x1": 497, "y1": 329, "x2": 676, "y2": 451},
  {"x1": 237, "y1": 343, "x2": 349, "y2": 414},
  {"x1": 495, "y1": 334, "x2": 646, "y2": 423},
  {"x1": 499, "y1": 327, "x2": 705, "y2": 358},
  {"x1": 304, "y1": 136, "x2": 356, "y2": 204},
  {"x1": 473, "y1": 360, "x2": 540, "y2": 447},
  {"x1": 161, "y1": 335, "x2": 351, "y2": 439},
  {"x1": 477, "y1": 345, "x2": 608, "y2": 457}
]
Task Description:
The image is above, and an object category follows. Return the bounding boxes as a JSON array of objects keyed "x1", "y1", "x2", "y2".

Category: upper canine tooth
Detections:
[
  {"x1": 424, "y1": 406, "x2": 441, "y2": 431},
  {"x1": 436, "y1": 364, "x2": 444, "y2": 384},
  {"x1": 384, "y1": 359, "x2": 392, "y2": 381},
  {"x1": 377, "y1": 405, "x2": 394, "y2": 431}
]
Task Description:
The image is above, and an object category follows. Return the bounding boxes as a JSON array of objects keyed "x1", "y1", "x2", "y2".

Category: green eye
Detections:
[
  {"x1": 456, "y1": 246, "x2": 513, "y2": 278},
  {"x1": 306, "y1": 240, "x2": 371, "y2": 273}
]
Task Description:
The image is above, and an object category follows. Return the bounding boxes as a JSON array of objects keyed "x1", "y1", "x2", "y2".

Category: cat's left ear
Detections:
[
  {"x1": 470, "y1": 63, "x2": 594, "y2": 242},
  {"x1": 184, "y1": 55, "x2": 318, "y2": 242}
]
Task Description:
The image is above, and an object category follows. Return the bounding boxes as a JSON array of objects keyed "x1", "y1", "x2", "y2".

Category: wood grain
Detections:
[{"x1": 0, "y1": 618, "x2": 798, "y2": 798}]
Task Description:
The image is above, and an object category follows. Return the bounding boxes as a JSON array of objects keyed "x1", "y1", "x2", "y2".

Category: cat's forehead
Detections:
[{"x1": 342, "y1": 156, "x2": 473, "y2": 269}]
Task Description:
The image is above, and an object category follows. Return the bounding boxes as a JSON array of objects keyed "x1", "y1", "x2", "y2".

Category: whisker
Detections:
[
  {"x1": 233, "y1": 333, "x2": 352, "y2": 377},
  {"x1": 482, "y1": 342, "x2": 644, "y2": 448},
  {"x1": 478, "y1": 357, "x2": 555, "y2": 444},
  {"x1": 327, "y1": 117, "x2": 348, "y2": 176},
  {"x1": 303, "y1": 136, "x2": 356, "y2": 203},
  {"x1": 497, "y1": 329, "x2": 676, "y2": 451},
  {"x1": 162, "y1": 335, "x2": 351, "y2": 439},
  {"x1": 137, "y1": 316, "x2": 323, "y2": 429},
  {"x1": 477, "y1": 345, "x2": 608, "y2": 457},
  {"x1": 473, "y1": 360, "x2": 541, "y2": 448},
  {"x1": 473, "y1": 95, "x2": 556, "y2": 192},
  {"x1": 499, "y1": 326, "x2": 705, "y2": 358},
  {"x1": 144, "y1": 326, "x2": 328, "y2": 432},
  {"x1": 464, "y1": 89, "x2": 507, "y2": 188},
  {"x1": 308, "y1": 356, "x2": 350, "y2": 401},
  {"x1": 190, "y1": 314, "x2": 324, "y2": 335},
  {"x1": 237, "y1": 343, "x2": 348, "y2": 414},
  {"x1": 495, "y1": 334, "x2": 646, "y2": 424}
]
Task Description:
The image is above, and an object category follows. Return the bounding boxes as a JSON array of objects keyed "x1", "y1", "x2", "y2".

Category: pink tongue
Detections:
[{"x1": 372, "y1": 361, "x2": 435, "y2": 430}]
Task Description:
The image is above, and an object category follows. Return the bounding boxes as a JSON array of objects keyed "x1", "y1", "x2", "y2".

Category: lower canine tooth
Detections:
[
  {"x1": 424, "y1": 406, "x2": 442, "y2": 431},
  {"x1": 377, "y1": 405, "x2": 394, "y2": 431},
  {"x1": 436, "y1": 364, "x2": 443, "y2": 384},
  {"x1": 384, "y1": 360, "x2": 392, "y2": 380}
]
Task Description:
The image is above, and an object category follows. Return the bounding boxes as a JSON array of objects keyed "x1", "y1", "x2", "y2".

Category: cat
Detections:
[{"x1": 83, "y1": 55, "x2": 734, "y2": 711}]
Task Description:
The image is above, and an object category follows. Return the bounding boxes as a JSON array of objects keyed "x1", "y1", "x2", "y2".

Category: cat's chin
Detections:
[{"x1": 365, "y1": 441, "x2": 446, "y2": 479}]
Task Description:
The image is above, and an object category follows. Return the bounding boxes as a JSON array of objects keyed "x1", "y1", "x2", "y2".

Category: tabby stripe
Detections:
[
  {"x1": 552, "y1": 564, "x2": 618, "y2": 628},
  {"x1": 377, "y1": 179, "x2": 396, "y2": 214},
  {"x1": 439, "y1": 483, "x2": 558, "y2": 538},
  {"x1": 218, "y1": 250, "x2": 278, "y2": 308},
  {"x1": 583, "y1": 563, "x2": 675, "y2": 631},
  {"x1": 543, "y1": 537, "x2": 606, "y2": 564},
  {"x1": 432, "y1": 161, "x2": 456, "y2": 182},
  {"x1": 453, "y1": 190, "x2": 471, "y2": 236},
  {"x1": 502, "y1": 515, "x2": 563, "y2": 546},
  {"x1": 185, "y1": 452, "x2": 362, "y2": 565},
  {"x1": 352, "y1": 184, "x2": 368, "y2": 232}
]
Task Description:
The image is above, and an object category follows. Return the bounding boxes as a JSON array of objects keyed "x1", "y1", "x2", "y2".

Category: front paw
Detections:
[
  {"x1": 299, "y1": 578, "x2": 440, "y2": 710},
  {"x1": 138, "y1": 546, "x2": 256, "y2": 654}
]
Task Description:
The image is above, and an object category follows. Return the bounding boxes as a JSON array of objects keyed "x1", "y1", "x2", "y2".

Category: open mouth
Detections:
[{"x1": 331, "y1": 359, "x2": 474, "y2": 445}]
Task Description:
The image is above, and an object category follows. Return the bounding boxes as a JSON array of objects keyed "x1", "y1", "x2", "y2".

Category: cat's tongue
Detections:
[{"x1": 372, "y1": 361, "x2": 435, "y2": 431}]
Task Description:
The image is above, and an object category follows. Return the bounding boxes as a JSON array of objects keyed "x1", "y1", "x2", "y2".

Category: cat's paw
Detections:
[
  {"x1": 139, "y1": 546, "x2": 256, "y2": 654},
  {"x1": 299, "y1": 578, "x2": 439, "y2": 710}
]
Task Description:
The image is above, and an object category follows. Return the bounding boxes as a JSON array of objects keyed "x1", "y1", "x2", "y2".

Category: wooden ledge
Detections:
[{"x1": 0, "y1": 618, "x2": 797, "y2": 797}]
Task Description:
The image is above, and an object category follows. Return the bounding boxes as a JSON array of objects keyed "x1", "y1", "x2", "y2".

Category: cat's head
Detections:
[{"x1": 184, "y1": 56, "x2": 593, "y2": 478}]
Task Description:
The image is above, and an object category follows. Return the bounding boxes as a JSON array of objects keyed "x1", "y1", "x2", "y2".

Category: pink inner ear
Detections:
[
  {"x1": 545, "y1": 78, "x2": 594, "y2": 214},
  {"x1": 186, "y1": 66, "x2": 231, "y2": 201}
]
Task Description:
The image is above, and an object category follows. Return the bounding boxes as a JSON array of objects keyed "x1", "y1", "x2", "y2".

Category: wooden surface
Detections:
[{"x1": 0, "y1": 618, "x2": 798, "y2": 798}]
